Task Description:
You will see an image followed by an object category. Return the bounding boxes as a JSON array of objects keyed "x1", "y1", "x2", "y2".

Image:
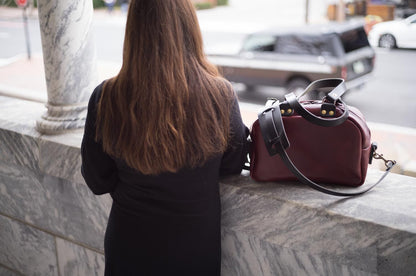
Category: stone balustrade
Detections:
[{"x1": 1, "y1": 95, "x2": 415, "y2": 276}]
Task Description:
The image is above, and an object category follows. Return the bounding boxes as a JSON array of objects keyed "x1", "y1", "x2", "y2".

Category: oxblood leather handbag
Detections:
[{"x1": 249, "y1": 78, "x2": 396, "y2": 196}]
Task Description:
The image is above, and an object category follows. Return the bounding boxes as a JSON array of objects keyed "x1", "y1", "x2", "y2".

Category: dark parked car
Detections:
[{"x1": 208, "y1": 22, "x2": 375, "y2": 97}]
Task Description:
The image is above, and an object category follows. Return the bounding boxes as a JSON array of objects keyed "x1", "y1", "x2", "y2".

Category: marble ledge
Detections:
[
  {"x1": 222, "y1": 172, "x2": 416, "y2": 235},
  {"x1": 0, "y1": 95, "x2": 84, "y2": 183},
  {"x1": 1, "y1": 95, "x2": 416, "y2": 235},
  {"x1": 0, "y1": 95, "x2": 83, "y2": 148},
  {"x1": 220, "y1": 174, "x2": 416, "y2": 275},
  {"x1": 1, "y1": 95, "x2": 416, "y2": 275}
]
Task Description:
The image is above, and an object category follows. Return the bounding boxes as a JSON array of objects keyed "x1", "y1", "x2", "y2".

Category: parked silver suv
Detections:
[{"x1": 208, "y1": 22, "x2": 375, "y2": 97}]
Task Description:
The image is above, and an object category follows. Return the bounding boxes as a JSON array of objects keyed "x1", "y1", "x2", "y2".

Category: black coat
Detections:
[{"x1": 81, "y1": 82, "x2": 249, "y2": 275}]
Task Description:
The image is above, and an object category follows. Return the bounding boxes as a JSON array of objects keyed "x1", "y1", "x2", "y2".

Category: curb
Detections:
[{"x1": 0, "y1": 84, "x2": 46, "y2": 103}]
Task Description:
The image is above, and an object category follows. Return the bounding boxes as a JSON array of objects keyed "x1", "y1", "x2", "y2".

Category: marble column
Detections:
[{"x1": 36, "y1": 0, "x2": 98, "y2": 134}]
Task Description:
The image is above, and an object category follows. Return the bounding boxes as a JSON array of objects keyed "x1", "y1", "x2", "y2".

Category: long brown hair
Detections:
[{"x1": 96, "y1": 0, "x2": 233, "y2": 175}]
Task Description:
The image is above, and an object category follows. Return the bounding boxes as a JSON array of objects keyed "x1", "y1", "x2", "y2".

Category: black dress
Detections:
[{"x1": 81, "y1": 82, "x2": 249, "y2": 276}]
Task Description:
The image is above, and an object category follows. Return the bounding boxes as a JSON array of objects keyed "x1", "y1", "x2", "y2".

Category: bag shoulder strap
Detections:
[{"x1": 258, "y1": 105, "x2": 396, "y2": 197}]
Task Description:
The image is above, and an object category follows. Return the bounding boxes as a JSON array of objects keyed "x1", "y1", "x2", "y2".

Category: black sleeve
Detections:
[
  {"x1": 220, "y1": 92, "x2": 250, "y2": 176},
  {"x1": 81, "y1": 83, "x2": 119, "y2": 195}
]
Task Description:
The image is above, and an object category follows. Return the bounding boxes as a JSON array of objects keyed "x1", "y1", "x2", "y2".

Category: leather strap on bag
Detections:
[
  {"x1": 258, "y1": 104, "x2": 396, "y2": 197},
  {"x1": 285, "y1": 78, "x2": 350, "y2": 127}
]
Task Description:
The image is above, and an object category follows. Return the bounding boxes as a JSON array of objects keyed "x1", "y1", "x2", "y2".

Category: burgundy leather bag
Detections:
[{"x1": 249, "y1": 79, "x2": 395, "y2": 196}]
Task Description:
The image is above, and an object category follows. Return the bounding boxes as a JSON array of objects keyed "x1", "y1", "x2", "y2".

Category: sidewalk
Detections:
[{"x1": 0, "y1": 5, "x2": 415, "y2": 177}]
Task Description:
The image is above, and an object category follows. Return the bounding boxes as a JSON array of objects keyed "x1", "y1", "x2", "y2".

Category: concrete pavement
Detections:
[{"x1": 0, "y1": 5, "x2": 415, "y2": 177}]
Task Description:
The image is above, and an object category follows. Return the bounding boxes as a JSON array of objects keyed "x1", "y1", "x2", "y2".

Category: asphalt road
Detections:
[
  {"x1": 233, "y1": 47, "x2": 416, "y2": 129},
  {"x1": 1, "y1": 12, "x2": 415, "y2": 128}
]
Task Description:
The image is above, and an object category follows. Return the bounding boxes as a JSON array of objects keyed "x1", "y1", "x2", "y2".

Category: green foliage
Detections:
[
  {"x1": 0, "y1": 0, "x2": 37, "y2": 7},
  {"x1": 1, "y1": 0, "x2": 16, "y2": 7},
  {"x1": 194, "y1": 2, "x2": 212, "y2": 10},
  {"x1": 93, "y1": 0, "x2": 106, "y2": 9},
  {"x1": 217, "y1": 0, "x2": 228, "y2": 6}
]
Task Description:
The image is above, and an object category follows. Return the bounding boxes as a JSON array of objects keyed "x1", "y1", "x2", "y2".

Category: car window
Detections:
[
  {"x1": 242, "y1": 35, "x2": 276, "y2": 52},
  {"x1": 274, "y1": 35, "x2": 336, "y2": 57},
  {"x1": 405, "y1": 14, "x2": 416, "y2": 24},
  {"x1": 339, "y1": 27, "x2": 370, "y2": 53}
]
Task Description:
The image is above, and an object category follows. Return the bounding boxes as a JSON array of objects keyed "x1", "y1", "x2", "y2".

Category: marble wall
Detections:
[
  {"x1": 0, "y1": 266, "x2": 20, "y2": 276},
  {"x1": 0, "y1": 96, "x2": 110, "y2": 275},
  {"x1": 220, "y1": 174, "x2": 416, "y2": 276},
  {"x1": 1, "y1": 96, "x2": 416, "y2": 275}
]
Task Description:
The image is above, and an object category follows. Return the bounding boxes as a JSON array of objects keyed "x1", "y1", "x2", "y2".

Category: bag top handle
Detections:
[
  {"x1": 285, "y1": 78, "x2": 350, "y2": 127},
  {"x1": 299, "y1": 78, "x2": 347, "y2": 102}
]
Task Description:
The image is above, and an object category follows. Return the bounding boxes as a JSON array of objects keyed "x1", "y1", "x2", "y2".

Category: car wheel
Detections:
[
  {"x1": 379, "y1": 34, "x2": 396, "y2": 49},
  {"x1": 244, "y1": 84, "x2": 256, "y2": 92}
]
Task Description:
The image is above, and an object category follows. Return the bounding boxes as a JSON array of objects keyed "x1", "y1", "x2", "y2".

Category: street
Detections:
[
  {"x1": 0, "y1": 6, "x2": 415, "y2": 128},
  {"x1": 233, "y1": 47, "x2": 416, "y2": 129}
]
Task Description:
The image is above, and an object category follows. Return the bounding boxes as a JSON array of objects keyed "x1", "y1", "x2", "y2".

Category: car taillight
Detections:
[{"x1": 341, "y1": 66, "x2": 347, "y2": 79}]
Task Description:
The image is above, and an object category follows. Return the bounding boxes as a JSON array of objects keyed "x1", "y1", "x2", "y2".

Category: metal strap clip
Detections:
[{"x1": 373, "y1": 151, "x2": 397, "y2": 169}]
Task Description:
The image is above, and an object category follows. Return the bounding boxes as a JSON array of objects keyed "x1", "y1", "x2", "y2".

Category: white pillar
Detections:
[{"x1": 36, "y1": 0, "x2": 98, "y2": 134}]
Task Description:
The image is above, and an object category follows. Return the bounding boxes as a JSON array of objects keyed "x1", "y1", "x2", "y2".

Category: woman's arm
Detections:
[
  {"x1": 81, "y1": 83, "x2": 119, "y2": 195},
  {"x1": 220, "y1": 93, "x2": 250, "y2": 176}
]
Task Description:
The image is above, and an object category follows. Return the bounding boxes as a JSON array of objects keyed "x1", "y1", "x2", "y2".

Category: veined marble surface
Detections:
[
  {"x1": 0, "y1": 266, "x2": 20, "y2": 276},
  {"x1": 220, "y1": 173, "x2": 416, "y2": 276},
  {"x1": 37, "y1": 0, "x2": 97, "y2": 106},
  {"x1": 0, "y1": 162, "x2": 111, "y2": 251},
  {"x1": 56, "y1": 238, "x2": 105, "y2": 276},
  {"x1": 36, "y1": 0, "x2": 98, "y2": 133},
  {"x1": 0, "y1": 95, "x2": 84, "y2": 177},
  {"x1": 0, "y1": 216, "x2": 58, "y2": 275},
  {"x1": 0, "y1": 96, "x2": 111, "y2": 251},
  {"x1": 0, "y1": 96, "x2": 43, "y2": 136},
  {"x1": 0, "y1": 96, "x2": 415, "y2": 275}
]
